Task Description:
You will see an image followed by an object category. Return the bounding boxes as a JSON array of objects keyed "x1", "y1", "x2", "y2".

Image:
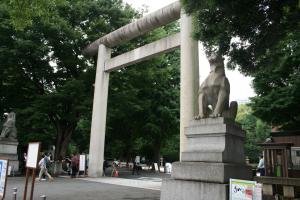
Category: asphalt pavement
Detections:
[{"x1": 5, "y1": 170, "x2": 169, "y2": 200}]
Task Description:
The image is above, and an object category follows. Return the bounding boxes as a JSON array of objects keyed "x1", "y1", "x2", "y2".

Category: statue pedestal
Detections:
[
  {"x1": 160, "y1": 118, "x2": 251, "y2": 200},
  {"x1": 0, "y1": 140, "x2": 19, "y2": 173}
]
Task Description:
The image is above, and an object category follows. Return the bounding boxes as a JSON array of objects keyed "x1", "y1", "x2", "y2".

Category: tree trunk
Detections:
[
  {"x1": 153, "y1": 143, "x2": 161, "y2": 171},
  {"x1": 54, "y1": 124, "x2": 75, "y2": 161}
]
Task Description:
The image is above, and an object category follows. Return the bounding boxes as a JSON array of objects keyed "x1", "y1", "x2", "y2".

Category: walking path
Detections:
[
  {"x1": 5, "y1": 176, "x2": 161, "y2": 200},
  {"x1": 81, "y1": 176, "x2": 162, "y2": 191}
]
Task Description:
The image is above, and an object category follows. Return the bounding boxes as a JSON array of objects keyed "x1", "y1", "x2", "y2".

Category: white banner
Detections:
[
  {"x1": 79, "y1": 155, "x2": 86, "y2": 171},
  {"x1": 26, "y1": 142, "x2": 40, "y2": 168}
]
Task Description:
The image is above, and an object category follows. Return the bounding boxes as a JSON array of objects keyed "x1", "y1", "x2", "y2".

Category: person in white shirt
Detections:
[
  {"x1": 257, "y1": 155, "x2": 265, "y2": 176},
  {"x1": 38, "y1": 154, "x2": 54, "y2": 181}
]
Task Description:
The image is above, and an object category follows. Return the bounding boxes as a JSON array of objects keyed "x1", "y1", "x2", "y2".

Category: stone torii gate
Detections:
[{"x1": 83, "y1": 1, "x2": 199, "y2": 177}]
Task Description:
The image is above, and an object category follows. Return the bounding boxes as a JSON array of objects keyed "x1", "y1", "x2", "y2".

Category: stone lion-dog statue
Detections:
[
  {"x1": 195, "y1": 54, "x2": 237, "y2": 120},
  {"x1": 0, "y1": 112, "x2": 17, "y2": 140}
]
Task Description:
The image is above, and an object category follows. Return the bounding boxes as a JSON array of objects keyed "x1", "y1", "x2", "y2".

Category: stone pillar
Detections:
[
  {"x1": 180, "y1": 12, "x2": 199, "y2": 158},
  {"x1": 88, "y1": 44, "x2": 111, "y2": 177}
]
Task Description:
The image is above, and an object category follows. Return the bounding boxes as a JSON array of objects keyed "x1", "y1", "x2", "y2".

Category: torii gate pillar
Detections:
[
  {"x1": 180, "y1": 12, "x2": 199, "y2": 157},
  {"x1": 88, "y1": 45, "x2": 111, "y2": 177}
]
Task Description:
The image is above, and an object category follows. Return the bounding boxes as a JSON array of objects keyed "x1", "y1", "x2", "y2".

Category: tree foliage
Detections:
[
  {"x1": 1, "y1": 0, "x2": 137, "y2": 159},
  {"x1": 236, "y1": 104, "x2": 270, "y2": 162},
  {"x1": 181, "y1": 0, "x2": 300, "y2": 129},
  {"x1": 2, "y1": 0, "x2": 180, "y2": 164},
  {"x1": 105, "y1": 24, "x2": 180, "y2": 164}
]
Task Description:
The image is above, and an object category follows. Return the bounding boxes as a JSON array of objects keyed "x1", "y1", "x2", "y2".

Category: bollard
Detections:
[
  {"x1": 12, "y1": 188, "x2": 17, "y2": 200},
  {"x1": 40, "y1": 194, "x2": 46, "y2": 200}
]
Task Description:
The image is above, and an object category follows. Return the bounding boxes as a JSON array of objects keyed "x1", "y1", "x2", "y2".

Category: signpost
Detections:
[
  {"x1": 230, "y1": 179, "x2": 263, "y2": 200},
  {"x1": 23, "y1": 142, "x2": 41, "y2": 200},
  {"x1": 0, "y1": 158, "x2": 8, "y2": 200}
]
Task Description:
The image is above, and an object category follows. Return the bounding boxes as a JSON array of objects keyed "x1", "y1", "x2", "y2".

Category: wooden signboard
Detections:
[
  {"x1": 23, "y1": 142, "x2": 41, "y2": 200},
  {"x1": 0, "y1": 158, "x2": 9, "y2": 200}
]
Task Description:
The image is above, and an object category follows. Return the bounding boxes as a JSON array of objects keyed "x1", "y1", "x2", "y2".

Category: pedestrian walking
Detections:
[{"x1": 38, "y1": 154, "x2": 54, "y2": 181}]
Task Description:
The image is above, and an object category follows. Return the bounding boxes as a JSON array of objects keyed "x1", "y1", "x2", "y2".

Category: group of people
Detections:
[
  {"x1": 102, "y1": 159, "x2": 141, "y2": 177},
  {"x1": 37, "y1": 152, "x2": 84, "y2": 182},
  {"x1": 103, "y1": 159, "x2": 120, "y2": 177},
  {"x1": 64, "y1": 153, "x2": 82, "y2": 178},
  {"x1": 35, "y1": 154, "x2": 266, "y2": 180}
]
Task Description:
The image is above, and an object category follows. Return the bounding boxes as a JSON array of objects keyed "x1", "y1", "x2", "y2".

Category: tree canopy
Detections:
[
  {"x1": 181, "y1": 0, "x2": 300, "y2": 129},
  {"x1": 1, "y1": 0, "x2": 181, "y2": 165},
  {"x1": 236, "y1": 104, "x2": 270, "y2": 162},
  {"x1": 1, "y1": 0, "x2": 138, "y2": 159}
]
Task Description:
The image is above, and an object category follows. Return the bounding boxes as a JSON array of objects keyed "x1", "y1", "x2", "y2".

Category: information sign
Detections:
[
  {"x1": 26, "y1": 142, "x2": 40, "y2": 169},
  {"x1": 0, "y1": 159, "x2": 8, "y2": 200},
  {"x1": 230, "y1": 179, "x2": 256, "y2": 200}
]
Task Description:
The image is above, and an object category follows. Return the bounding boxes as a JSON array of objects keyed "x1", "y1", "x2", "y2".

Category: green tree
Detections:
[
  {"x1": 236, "y1": 104, "x2": 270, "y2": 162},
  {"x1": 105, "y1": 24, "x2": 180, "y2": 164},
  {"x1": 2, "y1": 0, "x2": 181, "y2": 163},
  {"x1": 106, "y1": 51, "x2": 180, "y2": 165},
  {"x1": 181, "y1": 0, "x2": 300, "y2": 129},
  {"x1": 1, "y1": 0, "x2": 137, "y2": 159}
]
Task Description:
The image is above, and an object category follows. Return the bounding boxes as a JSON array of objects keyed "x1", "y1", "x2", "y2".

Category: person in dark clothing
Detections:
[
  {"x1": 132, "y1": 161, "x2": 140, "y2": 175},
  {"x1": 103, "y1": 160, "x2": 109, "y2": 176},
  {"x1": 71, "y1": 154, "x2": 79, "y2": 178}
]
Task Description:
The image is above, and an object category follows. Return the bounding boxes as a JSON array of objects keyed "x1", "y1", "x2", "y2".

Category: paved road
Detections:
[{"x1": 5, "y1": 176, "x2": 161, "y2": 200}]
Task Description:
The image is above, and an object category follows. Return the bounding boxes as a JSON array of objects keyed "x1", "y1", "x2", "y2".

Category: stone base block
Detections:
[
  {"x1": 0, "y1": 153, "x2": 18, "y2": 160},
  {"x1": 160, "y1": 179, "x2": 228, "y2": 200},
  {"x1": 0, "y1": 139, "x2": 19, "y2": 173},
  {"x1": 171, "y1": 161, "x2": 252, "y2": 183},
  {"x1": 183, "y1": 118, "x2": 246, "y2": 163},
  {"x1": 182, "y1": 151, "x2": 240, "y2": 163},
  {"x1": 263, "y1": 184, "x2": 273, "y2": 196},
  {"x1": 283, "y1": 186, "x2": 295, "y2": 198},
  {"x1": 8, "y1": 160, "x2": 19, "y2": 173},
  {"x1": 0, "y1": 140, "x2": 18, "y2": 154}
]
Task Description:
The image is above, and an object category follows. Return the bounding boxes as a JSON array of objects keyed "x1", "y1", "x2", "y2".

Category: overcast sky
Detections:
[{"x1": 122, "y1": 0, "x2": 255, "y2": 102}]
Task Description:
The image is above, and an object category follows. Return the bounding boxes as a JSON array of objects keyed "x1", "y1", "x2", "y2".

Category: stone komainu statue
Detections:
[
  {"x1": 0, "y1": 112, "x2": 17, "y2": 140},
  {"x1": 195, "y1": 54, "x2": 237, "y2": 120}
]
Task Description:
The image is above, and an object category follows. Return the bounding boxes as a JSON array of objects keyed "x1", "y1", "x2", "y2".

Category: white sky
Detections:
[{"x1": 123, "y1": 0, "x2": 255, "y2": 102}]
